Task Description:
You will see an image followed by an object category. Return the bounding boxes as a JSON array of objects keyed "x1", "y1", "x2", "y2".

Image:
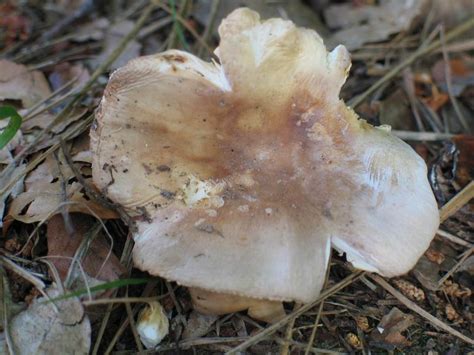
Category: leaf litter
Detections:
[{"x1": 0, "y1": 0, "x2": 473, "y2": 353}]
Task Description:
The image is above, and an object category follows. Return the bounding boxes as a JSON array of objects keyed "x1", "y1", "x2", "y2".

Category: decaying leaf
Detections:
[
  {"x1": 48, "y1": 62, "x2": 90, "y2": 93},
  {"x1": 3, "y1": 287, "x2": 91, "y2": 355},
  {"x1": 182, "y1": 311, "x2": 218, "y2": 340},
  {"x1": 324, "y1": 0, "x2": 429, "y2": 50},
  {"x1": 370, "y1": 307, "x2": 416, "y2": 349},
  {"x1": 90, "y1": 20, "x2": 141, "y2": 70},
  {"x1": 432, "y1": 57, "x2": 474, "y2": 97},
  {"x1": 4, "y1": 143, "x2": 117, "y2": 227},
  {"x1": 0, "y1": 60, "x2": 51, "y2": 108},
  {"x1": 46, "y1": 213, "x2": 124, "y2": 284}
]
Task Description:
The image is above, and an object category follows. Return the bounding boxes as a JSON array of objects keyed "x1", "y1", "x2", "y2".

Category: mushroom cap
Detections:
[{"x1": 91, "y1": 8, "x2": 439, "y2": 303}]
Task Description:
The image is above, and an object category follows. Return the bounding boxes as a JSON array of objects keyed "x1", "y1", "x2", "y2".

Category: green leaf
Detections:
[
  {"x1": 0, "y1": 106, "x2": 22, "y2": 150},
  {"x1": 45, "y1": 278, "x2": 150, "y2": 303}
]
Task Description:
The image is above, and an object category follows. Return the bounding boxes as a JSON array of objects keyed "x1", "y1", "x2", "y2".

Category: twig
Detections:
[
  {"x1": 83, "y1": 296, "x2": 161, "y2": 306},
  {"x1": 280, "y1": 305, "x2": 299, "y2": 355},
  {"x1": 349, "y1": 16, "x2": 474, "y2": 108},
  {"x1": 439, "y1": 181, "x2": 474, "y2": 222},
  {"x1": 197, "y1": 0, "x2": 220, "y2": 57},
  {"x1": 154, "y1": 0, "x2": 214, "y2": 55},
  {"x1": 437, "y1": 246, "x2": 474, "y2": 288},
  {"x1": 440, "y1": 27, "x2": 471, "y2": 133},
  {"x1": 437, "y1": 229, "x2": 473, "y2": 248},
  {"x1": 126, "y1": 300, "x2": 144, "y2": 352},
  {"x1": 304, "y1": 303, "x2": 324, "y2": 355},
  {"x1": 0, "y1": 257, "x2": 46, "y2": 293},
  {"x1": 39, "y1": 0, "x2": 95, "y2": 42},
  {"x1": 369, "y1": 274, "x2": 474, "y2": 345},
  {"x1": 392, "y1": 130, "x2": 454, "y2": 141},
  {"x1": 402, "y1": 68, "x2": 426, "y2": 131},
  {"x1": 225, "y1": 271, "x2": 365, "y2": 354}
]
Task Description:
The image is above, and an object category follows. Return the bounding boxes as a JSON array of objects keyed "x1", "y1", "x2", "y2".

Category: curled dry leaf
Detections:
[
  {"x1": 5, "y1": 138, "x2": 118, "y2": 227},
  {"x1": 91, "y1": 8, "x2": 439, "y2": 319},
  {"x1": 46, "y1": 213, "x2": 124, "y2": 284},
  {"x1": 0, "y1": 60, "x2": 51, "y2": 108},
  {"x1": 324, "y1": 0, "x2": 429, "y2": 50},
  {"x1": 5, "y1": 145, "x2": 117, "y2": 227},
  {"x1": 370, "y1": 307, "x2": 415, "y2": 349},
  {"x1": 4, "y1": 287, "x2": 91, "y2": 355},
  {"x1": 182, "y1": 311, "x2": 218, "y2": 340}
]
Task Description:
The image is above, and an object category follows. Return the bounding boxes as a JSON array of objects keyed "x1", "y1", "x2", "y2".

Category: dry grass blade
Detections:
[
  {"x1": 437, "y1": 246, "x2": 474, "y2": 288},
  {"x1": 439, "y1": 181, "x2": 474, "y2": 222},
  {"x1": 437, "y1": 229, "x2": 473, "y2": 248},
  {"x1": 369, "y1": 275, "x2": 474, "y2": 345},
  {"x1": 349, "y1": 16, "x2": 474, "y2": 107},
  {"x1": 0, "y1": 257, "x2": 46, "y2": 293},
  {"x1": 154, "y1": 0, "x2": 214, "y2": 55},
  {"x1": 304, "y1": 302, "x2": 324, "y2": 355},
  {"x1": 225, "y1": 271, "x2": 365, "y2": 354},
  {"x1": 0, "y1": 2, "x2": 158, "y2": 192},
  {"x1": 280, "y1": 305, "x2": 298, "y2": 355},
  {"x1": 392, "y1": 130, "x2": 454, "y2": 142}
]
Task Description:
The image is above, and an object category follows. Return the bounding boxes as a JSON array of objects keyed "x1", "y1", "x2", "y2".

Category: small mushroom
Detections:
[{"x1": 91, "y1": 9, "x2": 439, "y2": 321}]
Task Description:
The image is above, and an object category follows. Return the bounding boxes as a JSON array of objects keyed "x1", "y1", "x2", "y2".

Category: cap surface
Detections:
[{"x1": 91, "y1": 8, "x2": 439, "y2": 302}]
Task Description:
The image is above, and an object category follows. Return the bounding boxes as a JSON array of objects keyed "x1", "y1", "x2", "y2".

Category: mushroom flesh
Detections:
[{"x1": 91, "y1": 8, "x2": 439, "y2": 321}]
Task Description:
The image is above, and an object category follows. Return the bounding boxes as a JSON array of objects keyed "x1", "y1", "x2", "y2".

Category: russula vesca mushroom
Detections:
[{"x1": 91, "y1": 8, "x2": 439, "y2": 321}]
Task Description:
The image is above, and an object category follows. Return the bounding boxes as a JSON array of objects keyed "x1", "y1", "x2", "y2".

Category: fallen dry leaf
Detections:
[
  {"x1": 0, "y1": 60, "x2": 51, "y2": 108},
  {"x1": 182, "y1": 311, "x2": 218, "y2": 340},
  {"x1": 21, "y1": 107, "x2": 87, "y2": 134},
  {"x1": 3, "y1": 287, "x2": 91, "y2": 355},
  {"x1": 370, "y1": 307, "x2": 416, "y2": 349},
  {"x1": 48, "y1": 62, "x2": 90, "y2": 92},
  {"x1": 46, "y1": 213, "x2": 124, "y2": 283},
  {"x1": 90, "y1": 20, "x2": 141, "y2": 70},
  {"x1": 432, "y1": 57, "x2": 474, "y2": 97},
  {"x1": 324, "y1": 0, "x2": 429, "y2": 50},
  {"x1": 4, "y1": 148, "x2": 118, "y2": 227},
  {"x1": 412, "y1": 256, "x2": 442, "y2": 291}
]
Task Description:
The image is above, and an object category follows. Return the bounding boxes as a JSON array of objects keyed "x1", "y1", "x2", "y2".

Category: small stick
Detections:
[
  {"x1": 437, "y1": 229, "x2": 473, "y2": 248},
  {"x1": 437, "y1": 246, "x2": 474, "y2": 288},
  {"x1": 369, "y1": 274, "x2": 474, "y2": 345},
  {"x1": 392, "y1": 130, "x2": 454, "y2": 141},
  {"x1": 349, "y1": 17, "x2": 474, "y2": 108},
  {"x1": 226, "y1": 271, "x2": 365, "y2": 354},
  {"x1": 439, "y1": 181, "x2": 474, "y2": 222}
]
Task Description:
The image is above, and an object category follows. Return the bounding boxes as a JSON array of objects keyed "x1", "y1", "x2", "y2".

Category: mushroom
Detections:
[{"x1": 91, "y1": 8, "x2": 439, "y2": 321}]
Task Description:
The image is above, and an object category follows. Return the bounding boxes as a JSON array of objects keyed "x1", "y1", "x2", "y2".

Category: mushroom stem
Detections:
[{"x1": 189, "y1": 287, "x2": 285, "y2": 323}]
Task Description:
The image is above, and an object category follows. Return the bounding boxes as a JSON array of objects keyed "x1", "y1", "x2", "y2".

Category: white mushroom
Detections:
[{"x1": 91, "y1": 8, "x2": 439, "y2": 320}]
